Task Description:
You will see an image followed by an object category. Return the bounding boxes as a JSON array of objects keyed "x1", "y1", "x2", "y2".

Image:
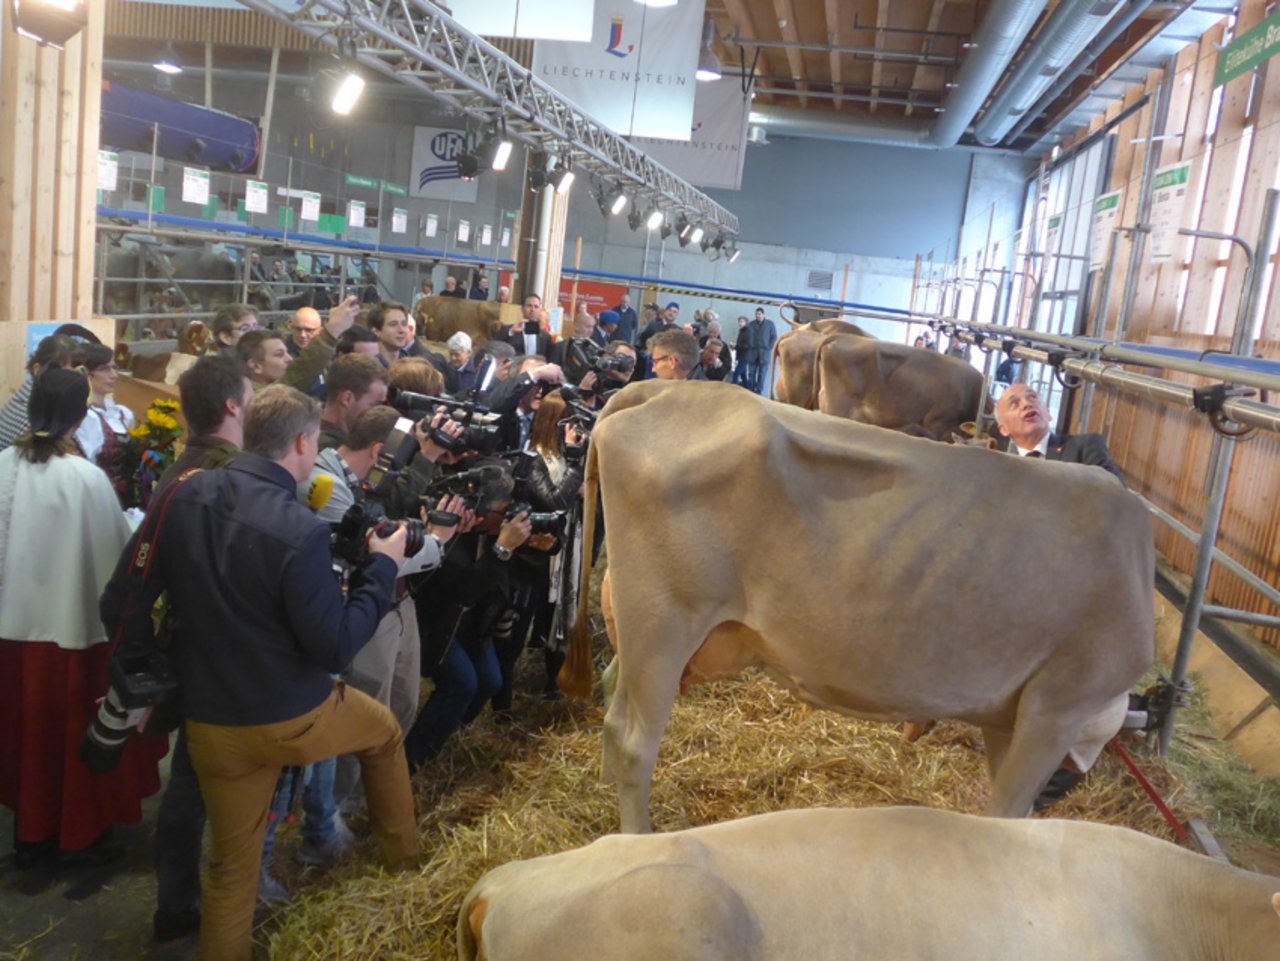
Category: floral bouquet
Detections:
[{"x1": 127, "y1": 398, "x2": 183, "y2": 508}]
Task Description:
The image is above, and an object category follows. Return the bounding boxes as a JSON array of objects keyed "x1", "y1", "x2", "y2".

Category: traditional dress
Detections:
[{"x1": 0, "y1": 446, "x2": 166, "y2": 850}]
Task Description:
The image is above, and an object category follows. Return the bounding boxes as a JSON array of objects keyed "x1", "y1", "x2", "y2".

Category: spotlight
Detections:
[
  {"x1": 727, "y1": 244, "x2": 742, "y2": 264},
  {"x1": 456, "y1": 150, "x2": 481, "y2": 180},
  {"x1": 646, "y1": 209, "x2": 664, "y2": 231},
  {"x1": 9, "y1": 0, "x2": 88, "y2": 49},
  {"x1": 627, "y1": 205, "x2": 643, "y2": 231},
  {"x1": 689, "y1": 226, "x2": 704, "y2": 246},
  {"x1": 528, "y1": 151, "x2": 550, "y2": 190},
  {"x1": 676, "y1": 215, "x2": 691, "y2": 245},
  {"x1": 548, "y1": 157, "x2": 575, "y2": 194},
  {"x1": 488, "y1": 136, "x2": 513, "y2": 172},
  {"x1": 660, "y1": 220, "x2": 673, "y2": 241},
  {"x1": 700, "y1": 232, "x2": 712, "y2": 253},
  {"x1": 696, "y1": 19, "x2": 722, "y2": 82},
  {"x1": 610, "y1": 189, "x2": 628, "y2": 215},
  {"x1": 153, "y1": 42, "x2": 183, "y2": 75},
  {"x1": 331, "y1": 69, "x2": 365, "y2": 116},
  {"x1": 711, "y1": 231, "x2": 726, "y2": 251},
  {"x1": 596, "y1": 187, "x2": 612, "y2": 219}
]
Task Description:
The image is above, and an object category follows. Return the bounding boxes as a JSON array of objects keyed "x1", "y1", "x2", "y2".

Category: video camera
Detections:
[
  {"x1": 330, "y1": 501, "x2": 428, "y2": 568},
  {"x1": 561, "y1": 337, "x2": 634, "y2": 384},
  {"x1": 384, "y1": 386, "x2": 503, "y2": 457}
]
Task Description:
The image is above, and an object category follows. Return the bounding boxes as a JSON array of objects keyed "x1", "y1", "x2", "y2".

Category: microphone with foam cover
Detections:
[{"x1": 306, "y1": 473, "x2": 334, "y2": 511}]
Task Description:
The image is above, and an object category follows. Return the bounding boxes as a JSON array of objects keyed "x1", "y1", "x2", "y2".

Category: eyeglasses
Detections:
[{"x1": 651, "y1": 354, "x2": 672, "y2": 365}]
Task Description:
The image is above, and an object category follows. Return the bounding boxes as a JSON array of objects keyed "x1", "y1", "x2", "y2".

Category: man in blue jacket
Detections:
[{"x1": 101, "y1": 385, "x2": 415, "y2": 961}]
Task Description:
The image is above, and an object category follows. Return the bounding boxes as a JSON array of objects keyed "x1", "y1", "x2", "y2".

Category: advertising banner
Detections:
[
  {"x1": 630, "y1": 77, "x2": 750, "y2": 190},
  {"x1": 531, "y1": 0, "x2": 705, "y2": 139},
  {"x1": 410, "y1": 127, "x2": 479, "y2": 203},
  {"x1": 451, "y1": 0, "x2": 594, "y2": 41},
  {"x1": 557, "y1": 278, "x2": 629, "y2": 314}
]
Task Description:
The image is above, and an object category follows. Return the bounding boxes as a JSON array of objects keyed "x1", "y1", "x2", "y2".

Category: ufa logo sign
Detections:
[
  {"x1": 604, "y1": 18, "x2": 634, "y2": 58},
  {"x1": 419, "y1": 131, "x2": 467, "y2": 188}
]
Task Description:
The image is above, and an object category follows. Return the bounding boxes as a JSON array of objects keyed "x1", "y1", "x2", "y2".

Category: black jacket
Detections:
[{"x1": 100, "y1": 454, "x2": 397, "y2": 726}]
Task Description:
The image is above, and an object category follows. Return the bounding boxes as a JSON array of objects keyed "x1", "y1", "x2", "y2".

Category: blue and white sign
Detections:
[
  {"x1": 531, "y1": 0, "x2": 705, "y2": 140},
  {"x1": 410, "y1": 127, "x2": 479, "y2": 203}
]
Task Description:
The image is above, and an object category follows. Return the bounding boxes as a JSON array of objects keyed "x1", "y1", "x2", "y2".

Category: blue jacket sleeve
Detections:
[{"x1": 281, "y1": 526, "x2": 398, "y2": 673}]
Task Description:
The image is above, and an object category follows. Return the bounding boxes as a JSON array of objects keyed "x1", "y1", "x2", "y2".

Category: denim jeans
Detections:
[
  {"x1": 403, "y1": 639, "x2": 500, "y2": 767},
  {"x1": 261, "y1": 757, "x2": 338, "y2": 860}
]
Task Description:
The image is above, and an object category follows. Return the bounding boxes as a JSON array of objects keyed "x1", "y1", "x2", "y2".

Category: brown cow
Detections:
[
  {"x1": 415, "y1": 294, "x2": 505, "y2": 346},
  {"x1": 812, "y1": 337, "x2": 987, "y2": 441},
  {"x1": 460, "y1": 807, "x2": 1280, "y2": 961},
  {"x1": 559, "y1": 381, "x2": 1153, "y2": 832},
  {"x1": 771, "y1": 321, "x2": 871, "y2": 407}
]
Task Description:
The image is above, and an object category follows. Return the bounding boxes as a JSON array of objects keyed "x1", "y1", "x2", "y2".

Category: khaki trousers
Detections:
[{"x1": 186, "y1": 684, "x2": 418, "y2": 961}]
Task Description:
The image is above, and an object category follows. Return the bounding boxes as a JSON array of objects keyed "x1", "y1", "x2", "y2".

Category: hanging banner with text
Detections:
[
  {"x1": 557, "y1": 278, "x2": 629, "y2": 314},
  {"x1": 1149, "y1": 161, "x2": 1192, "y2": 263},
  {"x1": 630, "y1": 76, "x2": 750, "y2": 189},
  {"x1": 410, "y1": 127, "x2": 479, "y2": 203},
  {"x1": 531, "y1": 0, "x2": 705, "y2": 139},
  {"x1": 1088, "y1": 190, "x2": 1122, "y2": 271},
  {"x1": 245, "y1": 179, "x2": 268, "y2": 214},
  {"x1": 1215, "y1": 10, "x2": 1280, "y2": 87},
  {"x1": 451, "y1": 0, "x2": 594, "y2": 41}
]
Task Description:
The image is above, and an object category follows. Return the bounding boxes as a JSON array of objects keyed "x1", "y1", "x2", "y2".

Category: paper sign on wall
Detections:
[
  {"x1": 1150, "y1": 161, "x2": 1192, "y2": 263},
  {"x1": 300, "y1": 191, "x2": 321, "y2": 222},
  {"x1": 457, "y1": 220, "x2": 471, "y2": 244},
  {"x1": 531, "y1": 0, "x2": 706, "y2": 140},
  {"x1": 1045, "y1": 213, "x2": 1063, "y2": 258},
  {"x1": 98, "y1": 151, "x2": 118, "y2": 192},
  {"x1": 392, "y1": 208, "x2": 407, "y2": 234},
  {"x1": 182, "y1": 167, "x2": 210, "y2": 205},
  {"x1": 1088, "y1": 190, "x2": 1122, "y2": 271},
  {"x1": 501, "y1": 227, "x2": 511, "y2": 248},
  {"x1": 425, "y1": 213, "x2": 439, "y2": 238},
  {"x1": 481, "y1": 224, "x2": 493, "y2": 246},
  {"x1": 245, "y1": 179, "x2": 268, "y2": 214},
  {"x1": 348, "y1": 200, "x2": 366, "y2": 228}
]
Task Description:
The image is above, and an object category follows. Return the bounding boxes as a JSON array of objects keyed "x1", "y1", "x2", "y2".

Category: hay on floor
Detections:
[{"x1": 264, "y1": 662, "x2": 1202, "y2": 961}]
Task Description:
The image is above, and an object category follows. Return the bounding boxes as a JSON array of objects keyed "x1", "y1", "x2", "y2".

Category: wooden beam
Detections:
[
  {"x1": 54, "y1": 30, "x2": 83, "y2": 320},
  {"x1": 0, "y1": 8, "x2": 38, "y2": 324},
  {"x1": 720, "y1": 0, "x2": 781, "y2": 98},
  {"x1": 824, "y1": 0, "x2": 841, "y2": 110},
  {"x1": 770, "y1": 0, "x2": 808, "y2": 108},
  {"x1": 869, "y1": 0, "x2": 889, "y2": 114},
  {"x1": 30, "y1": 46, "x2": 59, "y2": 323},
  {"x1": 75, "y1": 1, "x2": 105, "y2": 322},
  {"x1": 905, "y1": 0, "x2": 946, "y2": 118}
]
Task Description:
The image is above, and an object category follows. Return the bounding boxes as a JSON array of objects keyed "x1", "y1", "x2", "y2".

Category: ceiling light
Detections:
[
  {"x1": 689, "y1": 226, "x2": 704, "y2": 245},
  {"x1": 646, "y1": 209, "x2": 664, "y2": 231},
  {"x1": 610, "y1": 189, "x2": 628, "y2": 215},
  {"x1": 9, "y1": 0, "x2": 87, "y2": 48},
  {"x1": 676, "y1": 215, "x2": 691, "y2": 245},
  {"x1": 634, "y1": 0, "x2": 678, "y2": 7},
  {"x1": 700, "y1": 233, "x2": 711, "y2": 252},
  {"x1": 727, "y1": 244, "x2": 741, "y2": 264},
  {"x1": 456, "y1": 150, "x2": 480, "y2": 180},
  {"x1": 331, "y1": 70, "x2": 365, "y2": 116},
  {"x1": 711, "y1": 231, "x2": 726, "y2": 251},
  {"x1": 627, "y1": 205, "x2": 643, "y2": 231},
  {"x1": 696, "y1": 19, "x2": 722, "y2": 82},
  {"x1": 549, "y1": 160, "x2": 575, "y2": 194},
  {"x1": 660, "y1": 220, "x2": 674, "y2": 240},
  {"x1": 153, "y1": 43, "x2": 183, "y2": 75},
  {"x1": 528, "y1": 150, "x2": 550, "y2": 190}
]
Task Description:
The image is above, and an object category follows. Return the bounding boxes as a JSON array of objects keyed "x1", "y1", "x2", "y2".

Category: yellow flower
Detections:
[
  {"x1": 154, "y1": 399, "x2": 181, "y2": 412},
  {"x1": 129, "y1": 424, "x2": 151, "y2": 440},
  {"x1": 158, "y1": 413, "x2": 178, "y2": 431}
]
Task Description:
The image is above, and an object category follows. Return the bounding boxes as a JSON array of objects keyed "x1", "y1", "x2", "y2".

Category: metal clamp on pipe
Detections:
[
  {"x1": 1046, "y1": 348, "x2": 1083, "y2": 390},
  {"x1": 1192, "y1": 384, "x2": 1257, "y2": 439}
]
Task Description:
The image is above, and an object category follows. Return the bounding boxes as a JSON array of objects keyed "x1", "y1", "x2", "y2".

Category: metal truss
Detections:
[{"x1": 237, "y1": 0, "x2": 739, "y2": 235}]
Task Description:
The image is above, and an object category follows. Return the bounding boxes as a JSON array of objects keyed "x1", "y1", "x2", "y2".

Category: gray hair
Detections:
[{"x1": 244, "y1": 384, "x2": 321, "y2": 460}]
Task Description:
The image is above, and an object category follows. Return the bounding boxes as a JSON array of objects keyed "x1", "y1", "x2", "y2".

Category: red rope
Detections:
[{"x1": 1109, "y1": 738, "x2": 1189, "y2": 843}]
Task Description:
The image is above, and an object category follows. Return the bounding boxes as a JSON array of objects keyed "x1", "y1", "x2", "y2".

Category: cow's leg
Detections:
[
  {"x1": 603, "y1": 652, "x2": 685, "y2": 834},
  {"x1": 979, "y1": 724, "x2": 1013, "y2": 782},
  {"x1": 985, "y1": 678, "x2": 1097, "y2": 817}
]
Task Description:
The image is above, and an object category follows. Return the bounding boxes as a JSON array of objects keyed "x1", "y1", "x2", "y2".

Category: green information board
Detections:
[
  {"x1": 278, "y1": 206, "x2": 296, "y2": 230},
  {"x1": 148, "y1": 185, "x2": 165, "y2": 212},
  {"x1": 382, "y1": 180, "x2": 407, "y2": 196},
  {"x1": 318, "y1": 212, "x2": 346, "y2": 235},
  {"x1": 1215, "y1": 11, "x2": 1280, "y2": 87},
  {"x1": 344, "y1": 173, "x2": 379, "y2": 190}
]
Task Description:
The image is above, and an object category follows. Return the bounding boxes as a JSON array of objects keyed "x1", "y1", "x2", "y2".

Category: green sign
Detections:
[
  {"x1": 381, "y1": 180, "x2": 407, "y2": 196},
  {"x1": 318, "y1": 212, "x2": 346, "y2": 235},
  {"x1": 148, "y1": 185, "x2": 165, "y2": 212},
  {"x1": 278, "y1": 206, "x2": 295, "y2": 230},
  {"x1": 1047, "y1": 214, "x2": 1063, "y2": 231},
  {"x1": 1215, "y1": 11, "x2": 1280, "y2": 87},
  {"x1": 1152, "y1": 164, "x2": 1190, "y2": 191},
  {"x1": 1093, "y1": 193, "x2": 1120, "y2": 214},
  {"x1": 202, "y1": 196, "x2": 219, "y2": 219},
  {"x1": 345, "y1": 173, "x2": 379, "y2": 190}
]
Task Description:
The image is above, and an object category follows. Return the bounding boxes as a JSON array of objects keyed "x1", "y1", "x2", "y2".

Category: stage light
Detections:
[
  {"x1": 549, "y1": 156, "x2": 575, "y2": 194},
  {"x1": 9, "y1": 0, "x2": 87, "y2": 49},
  {"x1": 610, "y1": 189, "x2": 628, "y2": 215},
  {"x1": 696, "y1": 19, "x2": 722, "y2": 82},
  {"x1": 489, "y1": 137, "x2": 513, "y2": 172},
  {"x1": 727, "y1": 244, "x2": 741, "y2": 263},
  {"x1": 456, "y1": 150, "x2": 480, "y2": 180},
  {"x1": 660, "y1": 220, "x2": 673, "y2": 240},
  {"x1": 689, "y1": 226, "x2": 704, "y2": 245},
  {"x1": 628, "y1": 205, "x2": 643, "y2": 231},
  {"x1": 153, "y1": 42, "x2": 183, "y2": 75},
  {"x1": 528, "y1": 151, "x2": 550, "y2": 190},
  {"x1": 646, "y1": 209, "x2": 664, "y2": 231},
  {"x1": 331, "y1": 70, "x2": 365, "y2": 116},
  {"x1": 676, "y1": 215, "x2": 691, "y2": 245}
]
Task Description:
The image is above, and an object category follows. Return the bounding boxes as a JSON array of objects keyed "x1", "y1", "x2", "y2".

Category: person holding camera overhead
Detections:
[
  {"x1": 99, "y1": 385, "x2": 418, "y2": 961},
  {"x1": 0, "y1": 366, "x2": 165, "y2": 869}
]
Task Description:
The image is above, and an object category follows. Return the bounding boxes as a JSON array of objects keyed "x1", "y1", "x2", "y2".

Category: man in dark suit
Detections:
[
  {"x1": 995, "y1": 383, "x2": 1123, "y2": 482},
  {"x1": 994, "y1": 381, "x2": 1127, "y2": 810},
  {"x1": 499, "y1": 294, "x2": 554, "y2": 357}
]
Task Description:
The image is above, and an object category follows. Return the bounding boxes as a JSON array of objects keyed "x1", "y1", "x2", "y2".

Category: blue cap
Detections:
[
  {"x1": 666, "y1": 301, "x2": 680, "y2": 311},
  {"x1": 599, "y1": 310, "x2": 620, "y2": 327}
]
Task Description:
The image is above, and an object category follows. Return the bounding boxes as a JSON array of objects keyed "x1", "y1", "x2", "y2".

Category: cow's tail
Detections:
[
  {"x1": 779, "y1": 300, "x2": 802, "y2": 327},
  {"x1": 557, "y1": 430, "x2": 601, "y2": 699},
  {"x1": 805, "y1": 334, "x2": 840, "y2": 411}
]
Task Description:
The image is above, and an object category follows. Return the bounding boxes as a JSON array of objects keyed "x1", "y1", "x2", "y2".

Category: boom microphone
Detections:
[{"x1": 306, "y1": 473, "x2": 334, "y2": 511}]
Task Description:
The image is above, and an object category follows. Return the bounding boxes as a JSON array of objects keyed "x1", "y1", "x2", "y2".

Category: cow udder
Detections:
[{"x1": 680, "y1": 622, "x2": 766, "y2": 694}]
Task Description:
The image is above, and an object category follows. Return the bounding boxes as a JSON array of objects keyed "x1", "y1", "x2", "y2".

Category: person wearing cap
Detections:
[
  {"x1": 637, "y1": 301, "x2": 680, "y2": 352},
  {"x1": 0, "y1": 365, "x2": 166, "y2": 869},
  {"x1": 591, "y1": 310, "x2": 615, "y2": 348}
]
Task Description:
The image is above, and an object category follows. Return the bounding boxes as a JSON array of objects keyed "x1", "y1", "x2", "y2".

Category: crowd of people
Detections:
[{"x1": 0, "y1": 289, "x2": 1118, "y2": 961}]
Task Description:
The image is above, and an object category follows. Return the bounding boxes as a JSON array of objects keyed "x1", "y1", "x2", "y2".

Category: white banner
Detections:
[
  {"x1": 182, "y1": 167, "x2": 210, "y2": 205},
  {"x1": 392, "y1": 208, "x2": 407, "y2": 234},
  {"x1": 410, "y1": 127, "x2": 479, "y2": 203},
  {"x1": 424, "y1": 213, "x2": 439, "y2": 238},
  {"x1": 1089, "y1": 190, "x2": 1122, "y2": 271},
  {"x1": 630, "y1": 77, "x2": 750, "y2": 190},
  {"x1": 451, "y1": 0, "x2": 593, "y2": 41},
  {"x1": 348, "y1": 200, "x2": 365, "y2": 228},
  {"x1": 531, "y1": 0, "x2": 705, "y2": 139},
  {"x1": 300, "y1": 191, "x2": 320, "y2": 222},
  {"x1": 1150, "y1": 161, "x2": 1192, "y2": 263},
  {"x1": 458, "y1": 220, "x2": 472, "y2": 244},
  {"x1": 98, "y1": 151, "x2": 118, "y2": 192}
]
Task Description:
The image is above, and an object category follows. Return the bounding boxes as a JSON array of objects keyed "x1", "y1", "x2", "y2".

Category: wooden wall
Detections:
[
  {"x1": 0, "y1": 2, "x2": 105, "y2": 398},
  {"x1": 1062, "y1": 0, "x2": 1280, "y2": 648}
]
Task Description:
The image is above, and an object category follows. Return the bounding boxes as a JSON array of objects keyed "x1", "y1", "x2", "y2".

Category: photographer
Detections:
[
  {"x1": 403, "y1": 464, "x2": 533, "y2": 768},
  {"x1": 301, "y1": 404, "x2": 467, "y2": 821},
  {"x1": 98, "y1": 386, "x2": 418, "y2": 961}
]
